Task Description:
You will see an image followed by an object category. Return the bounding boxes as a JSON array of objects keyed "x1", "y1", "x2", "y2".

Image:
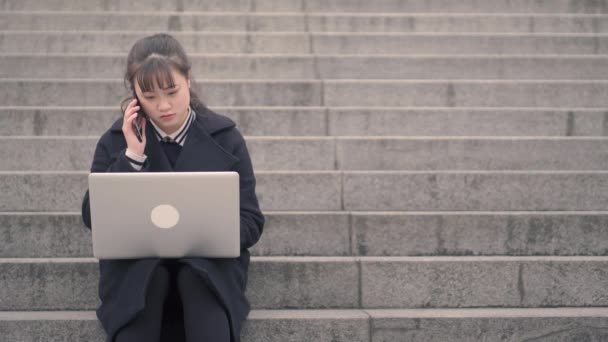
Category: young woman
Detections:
[{"x1": 81, "y1": 33, "x2": 265, "y2": 342}]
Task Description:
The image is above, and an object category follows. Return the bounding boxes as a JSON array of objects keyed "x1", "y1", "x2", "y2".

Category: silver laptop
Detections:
[{"x1": 88, "y1": 172, "x2": 240, "y2": 259}]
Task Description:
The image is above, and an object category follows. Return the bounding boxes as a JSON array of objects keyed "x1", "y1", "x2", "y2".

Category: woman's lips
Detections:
[{"x1": 160, "y1": 114, "x2": 175, "y2": 120}]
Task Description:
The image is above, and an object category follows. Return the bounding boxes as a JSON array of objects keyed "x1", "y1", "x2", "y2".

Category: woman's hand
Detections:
[{"x1": 122, "y1": 98, "x2": 147, "y2": 155}]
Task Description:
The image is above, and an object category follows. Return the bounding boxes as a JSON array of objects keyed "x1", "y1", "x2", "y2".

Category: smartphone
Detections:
[{"x1": 132, "y1": 91, "x2": 146, "y2": 142}]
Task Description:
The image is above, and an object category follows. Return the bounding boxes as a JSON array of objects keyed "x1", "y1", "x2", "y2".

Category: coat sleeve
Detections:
[
  {"x1": 81, "y1": 133, "x2": 150, "y2": 229},
  {"x1": 229, "y1": 129, "x2": 265, "y2": 250}
]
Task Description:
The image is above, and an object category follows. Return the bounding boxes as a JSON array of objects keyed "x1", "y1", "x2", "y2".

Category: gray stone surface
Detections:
[
  {"x1": 316, "y1": 56, "x2": 608, "y2": 80},
  {"x1": 4, "y1": 13, "x2": 608, "y2": 33},
  {"x1": 246, "y1": 137, "x2": 335, "y2": 170},
  {"x1": 254, "y1": 172, "x2": 341, "y2": 211},
  {"x1": 328, "y1": 108, "x2": 608, "y2": 136},
  {"x1": 325, "y1": 80, "x2": 608, "y2": 107},
  {"x1": 7, "y1": 212, "x2": 608, "y2": 258},
  {"x1": 0, "y1": 137, "x2": 335, "y2": 171},
  {"x1": 336, "y1": 137, "x2": 608, "y2": 170},
  {"x1": 0, "y1": 312, "x2": 104, "y2": 342},
  {"x1": 14, "y1": 137, "x2": 608, "y2": 171},
  {"x1": 0, "y1": 257, "x2": 358, "y2": 310},
  {"x1": 0, "y1": 55, "x2": 317, "y2": 79},
  {"x1": 3, "y1": 0, "x2": 608, "y2": 13},
  {"x1": 0, "y1": 213, "x2": 91, "y2": 258},
  {"x1": 352, "y1": 212, "x2": 608, "y2": 256},
  {"x1": 307, "y1": 14, "x2": 608, "y2": 33},
  {"x1": 251, "y1": 212, "x2": 350, "y2": 256},
  {"x1": 0, "y1": 107, "x2": 328, "y2": 136},
  {"x1": 0, "y1": 172, "x2": 341, "y2": 211},
  {"x1": 3, "y1": 107, "x2": 607, "y2": 137},
  {"x1": 3, "y1": 0, "x2": 608, "y2": 338},
  {"x1": 248, "y1": 257, "x2": 358, "y2": 309},
  {"x1": 303, "y1": 0, "x2": 608, "y2": 13},
  {"x1": 0, "y1": 32, "x2": 312, "y2": 54},
  {"x1": 0, "y1": 79, "x2": 322, "y2": 107},
  {"x1": 0, "y1": 12, "x2": 309, "y2": 31},
  {"x1": 343, "y1": 172, "x2": 608, "y2": 211},
  {"x1": 5, "y1": 80, "x2": 608, "y2": 108},
  {"x1": 4, "y1": 172, "x2": 608, "y2": 212},
  {"x1": 7, "y1": 55, "x2": 608, "y2": 80},
  {"x1": 4, "y1": 32, "x2": 608, "y2": 54},
  {"x1": 0, "y1": 212, "x2": 351, "y2": 257},
  {"x1": 0, "y1": 310, "x2": 370, "y2": 342},
  {"x1": 361, "y1": 256, "x2": 608, "y2": 308},
  {"x1": 312, "y1": 34, "x2": 608, "y2": 54},
  {"x1": 4, "y1": 257, "x2": 608, "y2": 310},
  {"x1": 368, "y1": 308, "x2": 608, "y2": 342},
  {"x1": 243, "y1": 310, "x2": 369, "y2": 342}
]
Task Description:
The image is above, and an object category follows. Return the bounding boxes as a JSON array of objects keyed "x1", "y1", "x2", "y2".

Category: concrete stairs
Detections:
[{"x1": 2, "y1": 0, "x2": 608, "y2": 341}]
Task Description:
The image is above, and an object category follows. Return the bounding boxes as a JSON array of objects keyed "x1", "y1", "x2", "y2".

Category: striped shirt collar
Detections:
[{"x1": 149, "y1": 106, "x2": 195, "y2": 146}]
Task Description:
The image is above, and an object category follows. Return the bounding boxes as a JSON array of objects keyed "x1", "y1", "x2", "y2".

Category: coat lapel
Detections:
[
  {"x1": 173, "y1": 115, "x2": 239, "y2": 171},
  {"x1": 109, "y1": 107, "x2": 238, "y2": 172},
  {"x1": 143, "y1": 123, "x2": 173, "y2": 171}
]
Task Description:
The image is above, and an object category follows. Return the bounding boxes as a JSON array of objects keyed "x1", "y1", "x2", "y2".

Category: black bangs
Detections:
[{"x1": 135, "y1": 56, "x2": 176, "y2": 93}]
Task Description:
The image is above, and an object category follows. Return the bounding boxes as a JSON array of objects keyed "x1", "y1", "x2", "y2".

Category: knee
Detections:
[
  {"x1": 176, "y1": 265, "x2": 205, "y2": 293},
  {"x1": 177, "y1": 265, "x2": 197, "y2": 285},
  {"x1": 148, "y1": 264, "x2": 170, "y2": 294}
]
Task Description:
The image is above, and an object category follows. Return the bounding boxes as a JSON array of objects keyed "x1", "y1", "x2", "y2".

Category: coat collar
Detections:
[{"x1": 111, "y1": 105, "x2": 238, "y2": 171}]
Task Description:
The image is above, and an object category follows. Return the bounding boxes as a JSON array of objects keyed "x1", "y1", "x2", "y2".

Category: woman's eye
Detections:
[
  {"x1": 168, "y1": 92, "x2": 177, "y2": 96},
  {"x1": 144, "y1": 97, "x2": 154, "y2": 100}
]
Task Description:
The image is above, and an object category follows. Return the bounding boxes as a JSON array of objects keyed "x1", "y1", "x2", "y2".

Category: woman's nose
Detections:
[{"x1": 157, "y1": 100, "x2": 171, "y2": 111}]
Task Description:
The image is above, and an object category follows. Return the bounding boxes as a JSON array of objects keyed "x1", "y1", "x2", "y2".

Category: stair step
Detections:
[
  {"x1": 0, "y1": 136, "x2": 337, "y2": 171},
  {"x1": 3, "y1": 308, "x2": 608, "y2": 342},
  {"x1": 0, "y1": 171, "x2": 342, "y2": 211},
  {"x1": 3, "y1": 212, "x2": 608, "y2": 258},
  {"x1": 3, "y1": 79, "x2": 608, "y2": 107},
  {"x1": 2, "y1": 171, "x2": 608, "y2": 211},
  {"x1": 0, "y1": 257, "x2": 359, "y2": 310},
  {"x1": 2, "y1": 12, "x2": 608, "y2": 33},
  {"x1": 366, "y1": 308, "x2": 608, "y2": 341},
  {"x1": 5, "y1": 54, "x2": 608, "y2": 80},
  {"x1": 0, "y1": 107, "x2": 330, "y2": 136},
  {"x1": 323, "y1": 80, "x2": 608, "y2": 107},
  {"x1": 0, "y1": 212, "x2": 352, "y2": 257},
  {"x1": 361, "y1": 256, "x2": 608, "y2": 308},
  {"x1": 343, "y1": 171, "x2": 608, "y2": 211},
  {"x1": 3, "y1": 136, "x2": 608, "y2": 171},
  {"x1": 3, "y1": 31, "x2": 608, "y2": 54},
  {"x1": 327, "y1": 107, "x2": 608, "y2": 137},
  {"x1": 3, "y1": 0, "x2": 608, "y2": 13},
  {"x1": 0, "y1": 79, "x2": 322, "y2": 107},
  {"x1": 1, "y1": 257, "x2": 608, "y2": 310},
  {"x1": 0, "y1": 309, "x2": 370, "y2": 342},
  {"x1": 2, "y1": 107, "x2": 606, "y2": 137}
]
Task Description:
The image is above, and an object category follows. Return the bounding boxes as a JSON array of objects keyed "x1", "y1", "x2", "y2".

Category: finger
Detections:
[
  {"x1": 124, "y1": 100, "x2": 138, "y2": 114},
  {"x1": 124, "y1": 113, "x2": 138, "y2": 127},
  {"x1": 125, "y1": 98, "x2": 137, "y2": 111},
  {"x1": 129, "y1": 112, "x2": 139, "y2": 122},
  {"x1": 124, "y1": 106, "x2": 140, "y2": 119}
]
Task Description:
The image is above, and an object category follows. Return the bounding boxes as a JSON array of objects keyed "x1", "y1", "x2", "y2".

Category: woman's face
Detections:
[{"x1": 133, "y1": 66, "x2": 191, "y2": 135}]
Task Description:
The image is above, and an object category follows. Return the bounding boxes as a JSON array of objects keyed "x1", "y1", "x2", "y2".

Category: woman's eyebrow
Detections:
[{"x1": 161, "y1": 84, "x2": 179, "y2": 90}]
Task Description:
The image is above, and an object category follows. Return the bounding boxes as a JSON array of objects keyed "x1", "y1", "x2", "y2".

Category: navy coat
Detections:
[{"x1": 81, "y1": 104, "x2": 265, "y2": 342}]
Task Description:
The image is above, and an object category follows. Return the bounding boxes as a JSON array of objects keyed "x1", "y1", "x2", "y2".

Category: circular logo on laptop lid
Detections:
[{"x1": 151, "y1": 204, "x2": 180, "y2": 229}]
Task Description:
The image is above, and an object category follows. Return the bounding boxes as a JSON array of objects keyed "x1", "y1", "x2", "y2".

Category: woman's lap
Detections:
[{"x1": 115, "y1": 260, "x2": 230, "y2": 342}]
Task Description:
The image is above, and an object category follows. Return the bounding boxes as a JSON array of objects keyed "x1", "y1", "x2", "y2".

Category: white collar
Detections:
[{"x1": 149, "y1": 106, "x2": 193, "y2": 144}]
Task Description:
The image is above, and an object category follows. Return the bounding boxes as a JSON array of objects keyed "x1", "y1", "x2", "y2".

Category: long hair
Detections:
[{"x1": 120, "y1": 33, "x2": 206, "y2": 114}]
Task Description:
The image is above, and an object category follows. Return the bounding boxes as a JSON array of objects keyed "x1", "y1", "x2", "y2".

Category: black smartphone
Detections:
[{"x1": 132, "y1": 91, "x2": 146, "y2": 142}]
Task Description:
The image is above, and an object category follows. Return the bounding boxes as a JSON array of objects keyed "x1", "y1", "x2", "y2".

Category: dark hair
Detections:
[{"x1": 120, "y1": 33, "x2": 206, "y2": 114}]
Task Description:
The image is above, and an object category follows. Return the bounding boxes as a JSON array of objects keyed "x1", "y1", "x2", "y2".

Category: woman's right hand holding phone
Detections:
[{"x1": 122, "y1": 98, "x2": 147, "y2": 156}]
